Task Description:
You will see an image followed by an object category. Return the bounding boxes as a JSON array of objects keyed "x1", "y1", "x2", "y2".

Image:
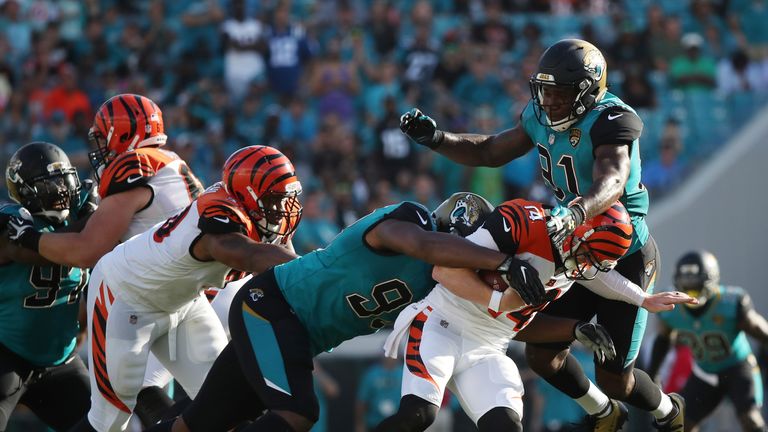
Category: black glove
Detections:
[
  {"x1": 399, "y1": 108, "x2": 444, "y2": 149},
  {"x1": 77, "y1": 179, "x2": 100, "y2": 219},
  {"x1": 546, "y1": 202, "x2": 586, "y2": 249},
  {"x1": 574, "y1": 321, "x2": 616, "y2": 364},
  {"x1": 7, "y1": 212, "x2": 41, "y2": 252},
  {"x1": 497, "y1": 256, "x2": 547, "y2": 306}
]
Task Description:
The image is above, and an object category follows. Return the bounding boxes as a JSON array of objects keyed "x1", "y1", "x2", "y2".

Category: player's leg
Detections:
[
  {"x1": 85, "y1": 276, "x2": 165, "y2": 432},
  {"x1": 451, "y1": 349, "x2": 524, "y2": 432},
  {"x1": 725, "y1": 357, "x2": 766, "y2": 432},
  {"x1": 227, "y1": 270, "x2": 318, "y2": 432},
  {"x1": 19, "y1": 354, "x2": 90, "y2": 430},
  {"x1": 153, "y1": 295, "x2": 227, "y2": 399},
  {"x1": 0, "y1": 343, "x2": 33, "y2": 431},
  {"x1": 524, "y1": 294, "x2": 622, "y2": 427},
  {"x1": 373, "y1": 307, "x2": 457, "y2": 432},
  {"x1": 594, "y1": 236, "x2": 684, "y2": 430},
  {"x1": 134, "y1": 354, "x2": 175, "y2": 428},
  {"x1": 210, "y1": 274, "x2": 253, "y2": 339},
  {"x1": 676, "y1": 368, "x2": 722, "y2": 432}
]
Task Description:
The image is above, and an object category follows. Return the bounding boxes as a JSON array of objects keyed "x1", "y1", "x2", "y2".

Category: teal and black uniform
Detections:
[
  {"x1": 521, "y1": 92, "x2": 658, "y2": 371},
  {"x1": 658, "y1": 286, "x2": 764, "y2": 422},
  {"x1": 181, "y1": 202, "x2": 438, "y2": 430},
  {"x1": 0, "y1": 188, "x2": 93, "y2": 430}
]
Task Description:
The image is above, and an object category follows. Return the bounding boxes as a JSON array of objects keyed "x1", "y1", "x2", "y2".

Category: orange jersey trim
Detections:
[{"x1": 98, "y1": 148, "x2": 176, "y2": 198}]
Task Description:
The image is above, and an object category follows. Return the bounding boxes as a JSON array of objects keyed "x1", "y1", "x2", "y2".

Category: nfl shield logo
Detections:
[
  {"x1": 129, "y1": 314, "x2": 137, "y2": 325},
  {"x1": 569, "y1": 129, "x2": 582, "y2": 147}
]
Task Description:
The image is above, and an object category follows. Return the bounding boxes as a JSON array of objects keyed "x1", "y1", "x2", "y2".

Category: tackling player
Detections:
[
  {"x1": 649, "y1": 251, "x2": 768, "y2": 432},
  {"x1": 0, "y1": 142, "x2": 95, "y2": 431},
  {"x1": 375, "y1": 196, "x2": 696, "y2": 432},
  {"x1": 400, "y1": 39, "x2": 680, "y2": 430},
  {"x1": 145, "y1": 192, "x2": 608, "y2": 432}
]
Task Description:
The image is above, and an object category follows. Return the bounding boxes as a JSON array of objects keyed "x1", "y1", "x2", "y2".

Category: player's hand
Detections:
[
  {"x1": 641, "y1": 291, "x2": 698, "y2": 313},
  {"x1": 7, "y1": 209, "x2": 41, "y2": 252},
  {"x1": 574, "y1": 322, "x2": 616, "y2": 364},
  {"x1": 546, "y1": 202, "x2": 586, "y2": 248},
  {"x1": 399, "y1": 108, "x2": 443, "y2": 148},
  {"x1": 497, "y1": 256, "x2": 547, "y2": 306},
  {"x1": 77, "y1": 179, "x2": 100, "y2": 219}
]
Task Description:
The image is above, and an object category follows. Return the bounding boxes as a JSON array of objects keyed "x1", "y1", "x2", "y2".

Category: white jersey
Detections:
[
  {"x1": 97, "y1": 182, "x2": 255, "y2": 312},
  {"x1": 98, "y1": 147, "x2": 203, "y2": 241}
]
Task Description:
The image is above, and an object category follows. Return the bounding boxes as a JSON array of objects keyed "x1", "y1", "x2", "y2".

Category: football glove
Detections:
[
  {"x1": 7, "y1": 209, "x2": 41, "y2": 252},
  {"x1": 546, "y1": 202, "x2": 586, "y2": 249},
  {"x1": 497, "y1": 256, "x2": 547, "y2": 306},
  {"x1": 399, "y1": 108, "x2": 444, "y2": 149},
  {"x1": 77, "y1": 179, "x2": 100, "y2": 219},
  {"x1": 574, "y1": 321, "x2": 616, "y2": 364}
]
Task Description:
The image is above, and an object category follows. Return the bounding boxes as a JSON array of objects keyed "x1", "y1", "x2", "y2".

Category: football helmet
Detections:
[
  {"x1": 6, "y1": 142, "x2": 82, "y2": 224},
  {"x1": 557, "y1": 201, "x2": 632, "y2": 280},
  {"x1": 222, "y1": 145, "x2": 302, "y2": 242},
  {"x1": 529, "y1": 39, "x2": 608, "y2": 132},
  {"x1": 432, "y1": 192, "x2": 494, "y2": 237},
  {"x1": 674, "y1": 250, "x2": 719, "y2": 308},
  {"x1": 88, "y1": 94, "x2": 166, "y2": 180}
]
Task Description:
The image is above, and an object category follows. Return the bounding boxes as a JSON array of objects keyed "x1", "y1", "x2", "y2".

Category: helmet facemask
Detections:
[
  {"x1": 88, "y1": 126, "x2": 116, "y2": 182},
  {"x1": 9, "y1": 165, "x2": 80, "y2": 225},
  {"x1": 675, "y1": 264, "x2": 717, "y2": 309},
  {"x1": 246, "y1": 186, "x2": 303, "y2": 244},
  {"x1": 529, "y1": 77, "x2": 602, "y2": 132},
  {"x1": 558, "y1": 228, "x2": 618, "y2": 280}
]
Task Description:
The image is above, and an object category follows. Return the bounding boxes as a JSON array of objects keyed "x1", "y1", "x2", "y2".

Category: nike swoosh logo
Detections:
[
  {"x1": 502, "y1": 218, "x2": 511, "y2": 232},
  {"x1": 520, "y1": 266, "x2": 527, "y2": 283},
  {"x1": 212, "y1": 216, "x2": 230, "y2": 223},
  {"x1": 607, "y1": 113, "x2": 623, "y2": 120},
  {"x1": 416, "y1": 211, "x2": 428, "y2": 225},
  {"x1": 126, "y1": 175, "x2": 142, "y2": 183}
]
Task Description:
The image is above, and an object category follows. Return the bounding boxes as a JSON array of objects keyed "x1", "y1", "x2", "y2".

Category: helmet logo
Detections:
[
  {"x1": 568, "y1": 129, "x2": 582, "y2": 147},
  {"x1": 7, "y1": 160, "x2": 22, "y2": 183},
  {"x1": 450, "y1": 194, "x2": 484, "y2": 228},
  {"x1": 47, "y1": 161, "x2": 65, "y2": 173},
  {"x1": 583, "y1": 49, "x2": 605, "y2": 80}
]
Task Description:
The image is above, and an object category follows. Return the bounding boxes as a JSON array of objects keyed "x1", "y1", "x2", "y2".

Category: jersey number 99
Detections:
[{"x1": 345, "y1": 279, "x2": 413, "y2": 329}]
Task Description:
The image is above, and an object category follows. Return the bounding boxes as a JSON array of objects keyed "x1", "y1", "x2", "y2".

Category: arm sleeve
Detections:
[
  {"x1": 475, "y1": 207, "x2": 521, "y2": 255},
  {"x1": 590, "y1": 107, "x2": 643, "y2": 149},
  {"x1": 580, "y1": 269, "x2": 647, "y2": 306},
  {"x1": 381, "y1": 202, "x2": 433, "y2": 231}
]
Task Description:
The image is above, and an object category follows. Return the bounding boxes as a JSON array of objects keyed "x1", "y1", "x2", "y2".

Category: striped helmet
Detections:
[
  {"x1": 222, "y1": 145, "x2": 302, "y2": 241},
  {"x1": 559, "y1": 201, "x2": 633, "y2": 280},
  {"x1": 88, "y1": 94, "x2": 166, "y2": 180}
]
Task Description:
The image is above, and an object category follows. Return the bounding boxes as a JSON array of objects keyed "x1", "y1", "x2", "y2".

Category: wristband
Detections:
[
  {"x1": 429, "y1": 130, "x2": 445, "y2": 149},
  {"x1": 568, "y1": 201, "x2": 587, "y2": 225},
  {"x1": 488, "y1": 289, "x2": 504, "y2": 313},
  {"x1": 20, "y1": 230, "x2": 42, "y2": 253}
]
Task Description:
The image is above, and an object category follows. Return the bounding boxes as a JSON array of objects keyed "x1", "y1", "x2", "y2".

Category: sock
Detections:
[
  {"x1": 135, "y1": 386, "x2": 175, "y2": 427},
  {"x1": 542, "y1": 354, "x2": 592, "y2": 398},
  {"x1": 624, "y1": 368, "x2": 663, "y2": 411},
  {"x1": 574, "y1": 381, "x2": 611, "y2": 416},
  {"x1": 652, "y1": 393, "x2": 675, "y2": 420}
]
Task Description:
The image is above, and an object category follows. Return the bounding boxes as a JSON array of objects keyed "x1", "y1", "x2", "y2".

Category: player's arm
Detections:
[
  {"x1": 0, "y1": 233, "x2": 53, "y2": 265},
  {"x1": 647, "y1": 319, "x2": 673, "y2": 380},
  {"x1": 582, "y1": 270, "x2": 698, "y2": 312},
  {"x1": 432, "y1": 266, "x2": 525, "y2": 311},
  {"x1": 366, "y1": 219, "x2": 507, "y2": 270},
  {"x1": 399, "y1": 108, "x2": 534, "y2": 167},
  {"x1": 36, "y1": 187, "x2": 153, "y2": 268},
  {"x1": 193, "y1": 232, "x2": 298, "y2": 273},
  {"x1": 578, "y1": 108, "x2": 642, "y2": 220},
  {"x1": 737, "y1": 293, "x2": 768, "y2": 344}
]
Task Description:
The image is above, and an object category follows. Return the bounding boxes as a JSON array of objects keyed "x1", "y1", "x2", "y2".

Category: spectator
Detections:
[
  {"x1": 372, "y1": 96, "x2": 416, "y2": 182},
  {"x1": 621, "y1": 66, "x2": 658, "y2": 109},
  {"x1": 669, "y1": 33, "x2": 717, "y2": 91},
  {"x1": 221, "y1": 0, "x2": 265, "y2": 101},
  {"x1": 291, "y1": 189, "x2": 339, "y2": 255},
  {"x1": 355, "y1": 357, "x2": 402, "y2": 432},
  {"x1": 650, "y1": 15, "x2": 686, "y2": 72},
  {"x1": 308, "y1": 35, "x2": 360, "y2": 126},
  {"x1": 471, "y1": 0, "x2": 515, "y2": 52},
  {"x1": 643, "y1": 119, "x2": 688, "y2": 195},
  {"x1": 264, "y1": 2, "x2": 314, "y2": 101},
  {"x1": 42, "y1": 63, "x2": 92, "y2": 122},
  {"x1": 717, "y1": 48, "x2": 768, "y2": 96}
]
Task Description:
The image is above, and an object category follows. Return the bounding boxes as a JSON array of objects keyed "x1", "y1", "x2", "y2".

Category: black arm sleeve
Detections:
[
  {"x1": 647, "y1": 334, "x2": 671, "y2": 379},
  {"x1": 478, "y1": 207, "x2": 520, "y2": 256},
  {"x1": 590, "y1": 107, "x2": 643, "y2": 149},
  {"x1": 381, "y1": 201, "x2": 432, "y2": 231}
]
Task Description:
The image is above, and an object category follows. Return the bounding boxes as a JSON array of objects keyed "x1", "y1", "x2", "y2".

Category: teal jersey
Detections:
[
  {"x1": 0, "y1": 193, "x2": 90, "y2": 366},
  {"x1": 658, "y1": 285, "x2": 753, "y2": 373},
  {"x1": 275, "y1": 202, "x2": 436, "y2": 355},
  {"x1": 521, "y1": 92, "x2": 650, "y2": 253}
]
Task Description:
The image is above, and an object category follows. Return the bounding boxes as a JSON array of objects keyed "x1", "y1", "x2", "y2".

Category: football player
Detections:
[
  {"x1": 0, "y1": 142, "x2": 95, "y2": 431},
  {"x1": 649, "y1": 251, "x2": 768, "y2": 432},
  {"x1": 38, "y1": 145, "x2": 302, "y2": 432},
  {"x1": 400, "y1": 39, "x2": 680, "y2": 430},
  {"x1": 146, "y1": 192, "x2": 624, "y2": 432},
  {"x1": 375, "y1": 195, "x2": 696, "y2": 432},
  {"x1": 6, "y1": 94, "x2": 209, "y2": 427}
]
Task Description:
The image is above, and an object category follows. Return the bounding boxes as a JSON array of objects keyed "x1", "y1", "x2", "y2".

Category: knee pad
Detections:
[{"x1": 477, "y1": 407, "x2": 522, "y2": 432}]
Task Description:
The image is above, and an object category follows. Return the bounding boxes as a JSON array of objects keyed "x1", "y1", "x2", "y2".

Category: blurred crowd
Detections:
[{"x1": 2, "y1": 0, "x2": 768, "y2": 255}]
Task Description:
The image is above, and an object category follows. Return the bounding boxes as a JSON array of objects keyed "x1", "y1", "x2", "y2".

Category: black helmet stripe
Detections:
[
  {"x1": 226, "y1": 148, "x2": 262, "y2": 190},
  {"x1": 257, "y1": 162, "x2": 292, "y2": 190},
  {"x1": 261, "y1": 170, "x2": 296, "y2": 193},
  {"x1": 133, "y1": 94, "x2": 150, "y2": 140},
  {"x1": 117, "y1": 95, "x2": 137, "y2": 141},
  {"x1": 249, "y1": 153, "x2": 284, "y2": 184}
]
